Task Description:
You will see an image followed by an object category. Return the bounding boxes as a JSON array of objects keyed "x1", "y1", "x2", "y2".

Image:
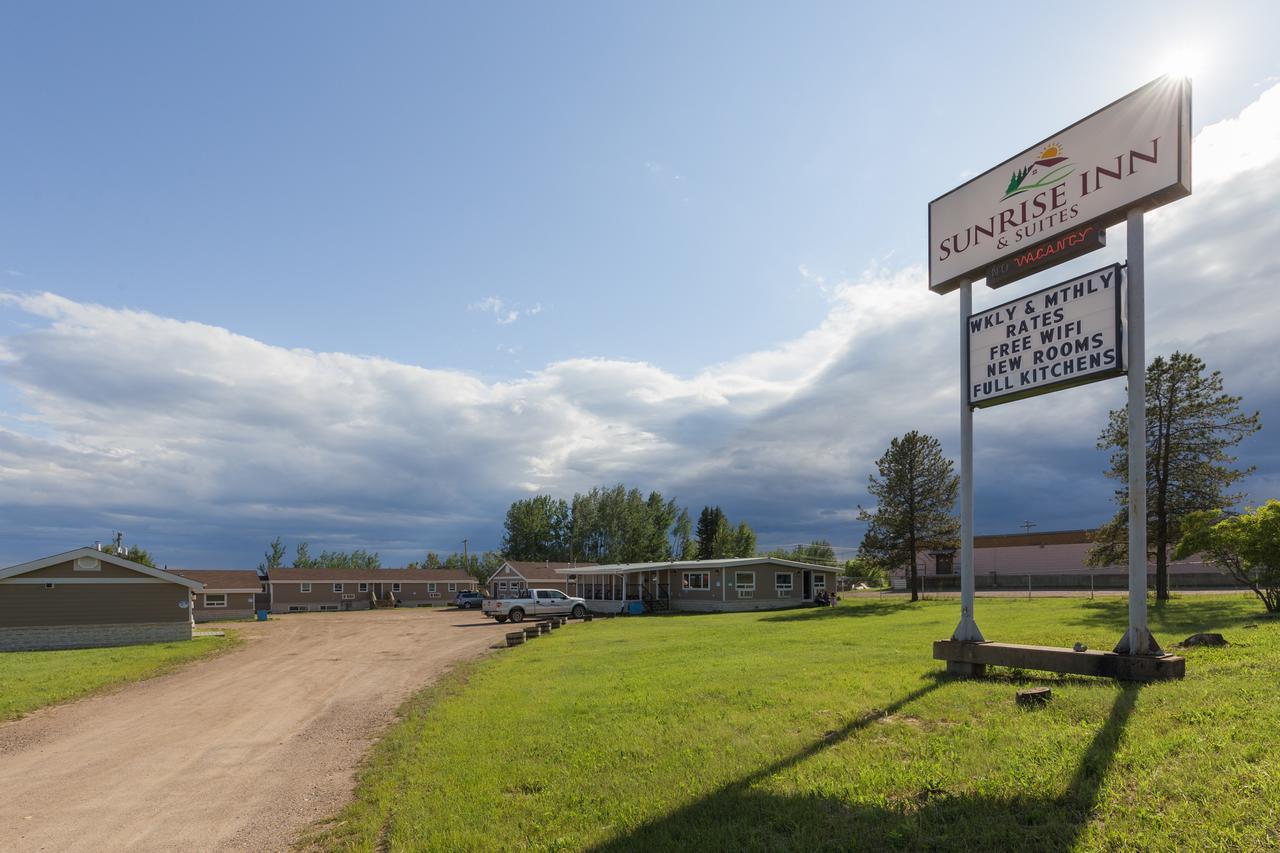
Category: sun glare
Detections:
[{"x1": 1159, "y1": 45, "x2": 1205, "y2": 81}]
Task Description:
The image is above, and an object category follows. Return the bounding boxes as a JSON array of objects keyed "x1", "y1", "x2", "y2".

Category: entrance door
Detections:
[{"x1": 803, "y1": 570, "x2": 813, "y2": 600}]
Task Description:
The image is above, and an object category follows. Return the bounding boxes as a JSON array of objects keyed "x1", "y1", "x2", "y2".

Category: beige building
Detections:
[
  {"x1": 910, "y1": 528, "x2": 1223, "y2": 589},
  {"x1": 267, "y1": 568, "x2": 478, "y2": 613},
  {"x1": 0, "y1": 547, "x2": 203, "y2": 651},
  {"x1": 559, "y1": 557, "x2": 840, "y2": 613}
]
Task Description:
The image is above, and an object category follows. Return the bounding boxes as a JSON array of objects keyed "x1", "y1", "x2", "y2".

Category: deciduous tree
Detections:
[{"x1": 1175, "y1": 502, "x2": 1280, "y2": 613}]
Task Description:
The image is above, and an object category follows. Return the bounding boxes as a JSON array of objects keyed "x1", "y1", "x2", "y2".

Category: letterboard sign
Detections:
[{"x1": 968, "y1": 264, "x2": 1125, "y2": 408}]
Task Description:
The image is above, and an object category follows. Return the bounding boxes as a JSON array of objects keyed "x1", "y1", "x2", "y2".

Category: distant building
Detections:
[
  {"x1": 908, "y1": 528, "x2": 1227, "y2": 589},
  {"x1": 266, "y1": 568, "x2": 478, "y2": 613}
]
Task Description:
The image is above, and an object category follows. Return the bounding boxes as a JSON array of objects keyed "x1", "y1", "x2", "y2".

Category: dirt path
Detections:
[{"x1": 0, "y1": 608, "x2": 511, "y2": 852}]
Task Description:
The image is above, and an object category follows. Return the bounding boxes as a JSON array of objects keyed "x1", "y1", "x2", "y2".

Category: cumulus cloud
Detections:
[{"x1": 2, "y1": 85, "x2": 1278, "y2": 565}]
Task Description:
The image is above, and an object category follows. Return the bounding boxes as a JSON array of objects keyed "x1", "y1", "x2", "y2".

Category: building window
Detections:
[
  {"x1": 775, "y1": 573, "x2": 793, "y2": 596},
  {"x1": 735, "y1": 572, "x2": 755, "y2": 598},
  {"x1": 392, "y1": 583, "x2": 401, "y2": 593},
  {"x1": 205, "y1": 594, "x2": 227, "y2": 608},
  {"x1": 301, "y1": 583, "x2": 312, "y2": 593},
  {"x1": 813, "y1": 575, "x2": 827, "y2": 592},
  {"x1": 320, "y1": 604, "x2": 339, "y2": 611},
  {"x1": 288, "y1": 605, "x2": 309, "y2": 613},
  {"x1": 358, "y1": 583, "x2": 369, "y2": 593},
  {"x1": 45, "y1": 582, "x2": 56, "y2": 589},
  {"x1": 448, "y1": 583, "x2": 457, "y2": 592},
  {"x1": 428, "y1": 583, "x2": 437, "y2": 593},
  {"x1": 74, "y1": 556, "x2": 101, "y2": 571},
  {"x1": 333, "y1": 583, "x2": 344, "y2": 593},
  {"x1": 682, "y1": 572, "x2": 710, "y2": 591}
]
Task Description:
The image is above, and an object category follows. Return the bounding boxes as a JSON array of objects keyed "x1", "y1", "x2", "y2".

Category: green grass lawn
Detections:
[
  {"x1": 313, "y1": 596, "x2": 1280, "y2": 852},
  {"x1": 0, "y1": 632, "x2": 239, "y2": 721}
]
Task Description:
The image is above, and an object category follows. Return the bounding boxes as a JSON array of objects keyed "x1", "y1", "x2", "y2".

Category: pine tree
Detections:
[
  {"x1": 696, "y1": 506, "x2": 725, "y2": 559},
  {"x1": 857, "y1": 431, "x2": 959, "y2": 603},
  {"x1": 1088, "y1": 352, "x2": 1261, "y2": 600}
]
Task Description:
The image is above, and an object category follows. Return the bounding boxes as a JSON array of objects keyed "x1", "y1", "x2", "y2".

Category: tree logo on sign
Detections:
[{"x1": 1002, "y1": 144, "x2": 1073, "y2": 200}]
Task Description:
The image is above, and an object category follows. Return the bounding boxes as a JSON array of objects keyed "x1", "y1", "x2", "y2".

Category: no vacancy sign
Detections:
[{"x1": 968, "y1": 264, "x2": 1124, "y2": 408}]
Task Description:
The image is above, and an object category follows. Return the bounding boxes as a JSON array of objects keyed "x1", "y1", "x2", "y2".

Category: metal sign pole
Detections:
[
  {"x1": 952, "y1": 279, "x2": 984, "y2": 643},
  {"x1": 1115, "y1": 208, "x2": 1162, "y2": 655}
]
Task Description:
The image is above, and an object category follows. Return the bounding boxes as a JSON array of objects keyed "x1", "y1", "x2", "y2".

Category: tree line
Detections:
[{"x1": 500, "y1": 485, "x2": 758, "y2": 565}]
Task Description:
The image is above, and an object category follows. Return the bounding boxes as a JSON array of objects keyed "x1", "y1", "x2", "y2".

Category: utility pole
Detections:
[
  {"x1": 462, "y1": 538, "x2": 469, "y2": 571},
  {"x1": 1020, "y1": 520, "x2": 1036, "y2": 535}
]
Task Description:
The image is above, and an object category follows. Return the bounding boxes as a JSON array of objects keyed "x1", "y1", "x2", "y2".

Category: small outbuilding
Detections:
[
  {"x1": 168, "y1": 570, "x2": 266, "y2": 622},
  {"x1": 0, "y1": 547, "x2": 203, "y2": 651},
  {"x1": 486, "y1": 560, "x2": 597, "y2": 597}
]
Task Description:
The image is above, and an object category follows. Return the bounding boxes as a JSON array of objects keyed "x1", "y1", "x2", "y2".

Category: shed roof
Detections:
[{"x1": 168, "y1": 570, "x2": 264, "y2": 592}]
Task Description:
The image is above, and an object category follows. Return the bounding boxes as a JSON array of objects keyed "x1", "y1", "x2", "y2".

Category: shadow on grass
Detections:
[
  {"x1": 759, "y1": 600, "x2": 914, "y2": 623},
  {"x1": 1069, "y1": 596, "x2": 1266, "y2": 636},
  {"x1": 591, "y1": 679, "x2": 1141, "y2": 852}
]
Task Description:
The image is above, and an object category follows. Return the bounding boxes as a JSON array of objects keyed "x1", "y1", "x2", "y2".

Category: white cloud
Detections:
[
  {"x1": 2, "y1": 84, "x2": 1278, "y2": 565},
  {"x1": 467, "y1": 295, "x2": 543, "y2": 326}
]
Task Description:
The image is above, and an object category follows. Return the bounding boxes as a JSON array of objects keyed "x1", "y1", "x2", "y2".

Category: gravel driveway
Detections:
[{"x1": 0, "y1": 608, "x2": 511, "y2": 851}]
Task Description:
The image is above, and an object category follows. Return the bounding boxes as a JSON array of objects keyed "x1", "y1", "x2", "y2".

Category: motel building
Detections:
[
  {"x1": 557, "y1": 557, "x2": 841, "y2": 613},
  {"x1": 266, "y1": 568, "x2": 479, "y2": 613},
  {"x1": 908, "y1": 528, "x2": 1226, "y2": 591}
]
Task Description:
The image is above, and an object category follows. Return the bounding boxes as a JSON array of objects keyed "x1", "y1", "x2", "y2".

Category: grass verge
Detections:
[
  {"x1": 0, "y1": 631, "x2": 240, "y2": 721},
  {"x1": 311, "y1": 595, "x2": 1280, "y2": 851}
]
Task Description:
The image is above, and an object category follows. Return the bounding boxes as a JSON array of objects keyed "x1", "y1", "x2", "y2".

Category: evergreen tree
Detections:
[
  {"x1": 857, "y1": 431, "x2": 959, "y2": 603},
  {"x1": 1088, "y1": 352, "x2": 1261, "y2": 600},
  {"x1": 696, "y1": 506, "x2": 726, "y2": 559}
]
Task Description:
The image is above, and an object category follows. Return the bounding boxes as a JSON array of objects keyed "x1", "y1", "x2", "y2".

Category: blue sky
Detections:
[{"x1": 2, "y1": 2, "x2": 1279, "y2": 566}]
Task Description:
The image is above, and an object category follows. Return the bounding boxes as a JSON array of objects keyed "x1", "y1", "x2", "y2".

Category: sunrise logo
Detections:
[{"x1": 1002, "y1": 143, "x2": 1074, "y2": 200}]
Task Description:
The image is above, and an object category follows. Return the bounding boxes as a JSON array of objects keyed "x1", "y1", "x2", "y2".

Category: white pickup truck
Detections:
[{"x1": 482, "y1": 588, "x2": 588, "y2": 623}]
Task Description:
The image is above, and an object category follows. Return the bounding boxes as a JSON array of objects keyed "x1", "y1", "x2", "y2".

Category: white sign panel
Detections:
[
  {"x1": 968, "y1": 264, "x2": 1124, "y2": 408},
  {"x1": 929, "y1": 76, "x2": 1190, "y2": 294}
]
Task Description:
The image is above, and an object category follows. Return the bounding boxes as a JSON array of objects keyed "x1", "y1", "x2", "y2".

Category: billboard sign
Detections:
[
  {"x1": 968, "y1": 264, "x2": 1124, "y2": 408},
  {"x1": 929, "y1": 76, "x2": 1190, "y2": 294}
]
